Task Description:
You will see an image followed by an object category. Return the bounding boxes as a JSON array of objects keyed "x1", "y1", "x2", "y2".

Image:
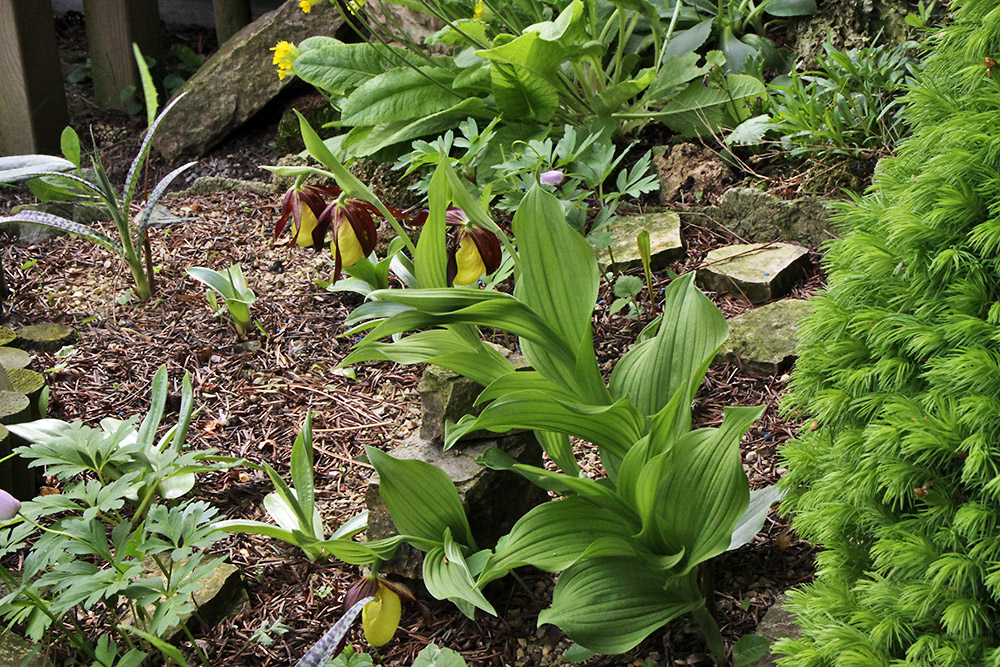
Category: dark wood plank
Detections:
[
  {"x1": 0, "y1": 0, "x2": 70, "y2": 155},
  {"x1": 213, "y1": 0, "x2": 253, "y2": 45},
  {"x1": 82, "y1": 0, "x2": 164, "y2": 109}
]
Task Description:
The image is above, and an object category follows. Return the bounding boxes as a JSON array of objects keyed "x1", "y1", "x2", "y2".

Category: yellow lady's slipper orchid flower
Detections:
[
  {"x1": 274, "y1": 184, "x2": 336, "y2": 248},
  {"x1": 362, "y1": 584, "x2": 401, "y2": 647},
  {"x1": 453, "y1": 235, "x2": 487, "y2": 286}
]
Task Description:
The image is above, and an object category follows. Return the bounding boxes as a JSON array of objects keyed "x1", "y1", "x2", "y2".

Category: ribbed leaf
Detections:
[
  {"x1": 423, "y1": 535, "x2": 496, "y2": 617},
  {"x1": 535, "y1": 430, "x2": 578, "y2": 476},
  {"x1": 481, "y1": 497, "x2": 634, "y2": 581},
  {"x1": 610, "y1": 272, "x2": 727, "y2": 416},
  {"x1": 290, "y1": 414, "x2": 317, "y2": 534},
  {"x1": 727, "y1": 485, "x2": 784, "y2": 551},
  {"x1": 341, "y1": 330, "x2": 513, "y2": 387},
  {"x1": 366, "y1": 447, "x2": 476, "y2": 548},
  {"x1": 123, "y1": 92, "x2": 186, "y2": 214},
  {"x1": 538, "y1": 558, "x2": 702, "y2": 654},
  {"x1": 415, "y1": 163, "x2": 450, "y2": 289},
  {"x1": 476, "y1": 371, "x2": 576, "y2": 404},
  {"x1": 294, "y1": 41, "x2": 423, "y2": 96},
  {"x1": 341, "y1": 67, "x2": 459, "y2": 127},
  {"x1": 654, "y1": 405, "x2": 764, "y2": 571},
  {"x1": 136, "y1": 366, "x2": 167, "y2": 447},
  {"x1": 443, "y1": 391, "x2": 643, "y2": 461}
]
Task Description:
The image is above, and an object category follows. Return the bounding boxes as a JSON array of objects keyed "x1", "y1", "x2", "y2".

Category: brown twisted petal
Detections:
[{"x1": 274, "y1": 184, "x2": 340, "y2": 243}]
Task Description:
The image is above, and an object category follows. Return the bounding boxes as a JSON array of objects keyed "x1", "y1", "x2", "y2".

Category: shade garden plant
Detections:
[{"x1": 0, "y1": 1, "x2": 949, "y2": 665}]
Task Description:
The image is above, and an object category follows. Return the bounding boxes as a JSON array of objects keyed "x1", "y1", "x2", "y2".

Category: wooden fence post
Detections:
[
  {"x1": 82, "y1": 0, "x2": 164, "y2": 109},
  {"x1": 213, "y1": 0, "x2": 253, "y2": 45},
  {"x1": 0, "y1": 1, "x2": 70, "y2": 156}
]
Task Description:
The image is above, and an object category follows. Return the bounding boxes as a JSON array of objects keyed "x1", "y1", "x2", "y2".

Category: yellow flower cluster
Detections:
[
  {"x1": 473, "y1": 0, "x2": 484, "y2": 20},
  {"x1": 299, "y1": 0, "x2": 312, "y2": 12},
  {"x1": 270, "y1": 40, "x2": 299, "y2": 80},
  {"x1": 345, "y1": 0, "x2": 366, "y2": 15}
]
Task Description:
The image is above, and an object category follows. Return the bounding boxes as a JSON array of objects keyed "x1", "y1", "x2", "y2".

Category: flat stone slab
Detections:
[
  {"x1": 747, "y1": 595, "x2": 802, "y2": 667},
  {"x1": 698, "y1": 243, "x2": 809, "y2": 304},
  {"x1": 675, "y1": 187, "x2": 835, "y2": 251},
  {"x1": 597, "y1": 211, "x2": 684, "y2": 270},
  {"x1": 153, "y1": 0, "x2": 345, "y2": 160},
  {"x1": 0, "y1": 348, "x2": 31, "y2": 371},
  {"x1": 718, "y1": 300, "x2": 812, "y2": 374},
  {"x1": 15, "y1": 323, "x2": 75, "y2": 352}
]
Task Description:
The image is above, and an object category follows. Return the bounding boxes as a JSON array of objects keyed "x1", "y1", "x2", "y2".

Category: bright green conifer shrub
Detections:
[{"x1": 778, "y1": 2, "x2": 1000, "y2": 666}]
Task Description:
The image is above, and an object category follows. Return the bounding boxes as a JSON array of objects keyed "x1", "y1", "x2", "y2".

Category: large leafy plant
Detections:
[
  {"x1": 341, "y1": 171, "x2": 781, "y2": 659},
  {"x1": 283, "y1": 0, "x2": 766, "y2": 159}
]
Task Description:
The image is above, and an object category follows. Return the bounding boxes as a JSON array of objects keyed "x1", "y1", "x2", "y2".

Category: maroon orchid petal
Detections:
[{"x1": 467, "y1": 226, "x2": 502, "y2": 275}]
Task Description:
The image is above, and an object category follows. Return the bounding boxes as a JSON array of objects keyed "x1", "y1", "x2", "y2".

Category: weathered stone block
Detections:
[
  {"x1": 596, "y1": 211, "x2": 684, "y2": 271},
  {"x1": 747, "y1": 595, "x2": 802, "y2": 667},
  {"x1": 697, "y1": 243, "x2": 809, "y2": 304},
  {"x1": 152, "y1": 0, "x2": 346, "y2": 160},
  {"x1": 654, "y1": 143, "x2": 734, "y2": 203},
  {"x1": 677, "y1": 188, "x2": 835, "y2": 251},
  {"x1": 418, "y1": 366, "x2": 486, "y2": 445},
  {"x1": 15, "y1": 323, "x2": 75, "y2": 352},
  {"x1": 718, "y1": 299, "x2": 812, "y2": 375},
  {"x1": 0, "y1": 631, "x2": 47, "y2": 667},
  {"x1": 366, "y1": 432, "x2": 546, "y2": 578}
]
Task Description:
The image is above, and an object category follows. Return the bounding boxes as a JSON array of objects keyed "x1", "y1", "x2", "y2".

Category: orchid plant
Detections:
[{"x1": 340, "y1": 167, "x2": 784, "y2": 660}]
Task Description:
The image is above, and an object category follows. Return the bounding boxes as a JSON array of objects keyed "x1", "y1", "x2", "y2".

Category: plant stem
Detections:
[{"x1": 693, "y1": 604, "x2": 727, "y2": 666}]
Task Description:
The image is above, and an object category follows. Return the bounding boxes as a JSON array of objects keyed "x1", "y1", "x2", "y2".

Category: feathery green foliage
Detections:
[{"x1": 778, "y1": 2, "x2": 1000, "y2": 666}]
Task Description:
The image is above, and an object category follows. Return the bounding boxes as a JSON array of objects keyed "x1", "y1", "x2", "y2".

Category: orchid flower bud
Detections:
[
  {"x1": 539, "y1": 170, "x2": 564, "y2": 186},
  {"x1": 0, "y1": 489, "x2": 20, "y2": 521}
]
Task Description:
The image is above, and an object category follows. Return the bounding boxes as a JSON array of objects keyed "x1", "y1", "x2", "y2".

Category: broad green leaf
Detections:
[
  {"x1": 346, "y1": 98, "x2": 491, "y2": 158},
  {"x1": 313, "y1": 535, "x2": 404, "y2": 565},
  {"x1": 331, "y1": 510, "x2": 368, "y2": 540},
  {"x1": 60, "y1": 128, "x2": 81, "y2": 169},
  {"x1": 476, "y1": 371, "x2": 576, "y2": 404},
  {"x1": 512, "y1": 186, "x2": 605, "y2": 402},
  {"x1": 341, "y1": 67, "x2": 460, "y2": 127},
  {"x1": 733, "y1": 635, "x2": 772, "y2": 666},
  {"x1": 653, "y1": 73, "x2": 767, "y2": 137},
  {"x1": 719, "y1": 27, "x2": 759, "y2": 75},
  {"x1": 764, "y1": 0, "x2": 816, "y2": 17},
  {"x1": 489, "y1": 61, "x2": 560, "y2": 122},
  {"x1": 423, "y1": 536, "x2": 496, "y2": 617},
  {"x1": 415, "y1": 163, "x2": 451, "y2": 289},
  {"x1": 443, "y1": 392, "x2": 643, "y2": 462},
  {"x1": 477, "y1": 448, "x2": 638, "y2": 522},
  {"x1": 0, "y1": 155, "x2": 75, "y2": 183},
  {"x1": 562, "y1": 644, "x2": 597, "y2": 662},
  {"x1": 593, "y1": 69, "x2": 655, "y2": 117},
  {"x1": 535, "y1": 430, "x2": 578, "y2": 476},
  {"x1": 294, "y1": 41, "x2": 424, "y2": 96},
  {"x1": 654, "y1": 406, "x2": 764, "y2": 571},
  {"x1": 342, "y1": 330, "x2": 513, "y2": 387},
  {"x1": 727, "y1": 485, "x2": 785, "y2": 551},
  {"x1": 662, "y1": 19, "x2": 712, "y2": 60},
  {"x1": 366, "y1": 447, "x2": 476, "y2": 548},
  {"x1": 123, "y1": 626, "x2": 188, "y2": 667},
  {"x1": 726, "y1": 114, "x2": 772, "y2": 146},
  {"x1": 481, "y1": 497, "x2": 635, "y2": 581},
  {"x1": 538, "y1": 558, "x2": 702, "y2": 654},
  {"x1": 290, "y1": 414, "x2": 316, "y2": 533},
  {"x1": 610, "y1": 272, "x2": 727, "y2": 416}
]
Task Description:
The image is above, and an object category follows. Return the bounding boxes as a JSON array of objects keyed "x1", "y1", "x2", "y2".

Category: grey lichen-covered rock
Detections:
[
  {"x1": 15, "y1": 323, "x2": 76, "y2": 352},
  {"x1": 0, "y1": 631, "x2": 47, "y2": 667},
  {"x1": 152, "y1": 0, "x2": 346, "y2": 161},
  {"x1": 366, "y1": 432, "x2": 546, "y2": 578},
  {"x1": 678, "y1": 188, "x2": 836, "y2": 251},
  {"x1": 180, "y1": 176, "x2": 276, "y2": 198},
  {"x1": 718, "y1": 300, "x2": 812, "y2": 375},
  {"x1": 653, "y1": 143, "x2": 734, "y2": 204},
  {"x1": 597, "y1": 211, "x2": 684, "y2": 271},
  {"x1": 786, "y1": 0, "x2": 914, "y2": 64},
  {"x1": 276, "y1": 95, "x2": 338, "y2": 155},
  {"x1": 746, "y1": 595, "x2": 802, "y2": 667},
  {"x1": 418, "y1": 366, "x2": 486, "y2": 445},
  {"x1": 698, "y1": 243, "x2": 810, "y2": 304}
]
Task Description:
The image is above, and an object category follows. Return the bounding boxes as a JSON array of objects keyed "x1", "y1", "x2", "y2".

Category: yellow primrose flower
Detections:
[
  {"x1": 299, "y1": 0, "x2": 312, "y2": 12},
  {"x1": 473, "y1": 0, "x2": 484, "y2": 20},
  {"x1": 270, "y1": 40, "x2": 299, "y2": 79},
  {"x1": 346, "y1": 0, "x2": 366, "y2": 15}
]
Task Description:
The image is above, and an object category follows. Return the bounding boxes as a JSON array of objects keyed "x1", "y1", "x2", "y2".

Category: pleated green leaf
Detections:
[
  {"x1": 443, "y1": 391, "x2": 643, "y2": 461},
  {"x1": 366, "y1": 447, "x2": 476, "y2": 549},
  {"x1": 481, "y1": 497, "x2": 635, "y2": 581},
  {"x1": 341, "y1": 67, "x2": 459, "y2": 127},
  {"x1": 538, "y1": 558, "x2": 702, "y2": 654},
  {"x1": 654, "y1": 405, "x2": 764, "y2": 570},
  {"x1": 415, "y1": 163, "x2": 450, "y2": 289},
  {"x1": 423, "y1": 535, "x2": 496, "y2": 617},
  {"x1": 610, "y1": 272, "x2": 727, "y2": 416}
]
